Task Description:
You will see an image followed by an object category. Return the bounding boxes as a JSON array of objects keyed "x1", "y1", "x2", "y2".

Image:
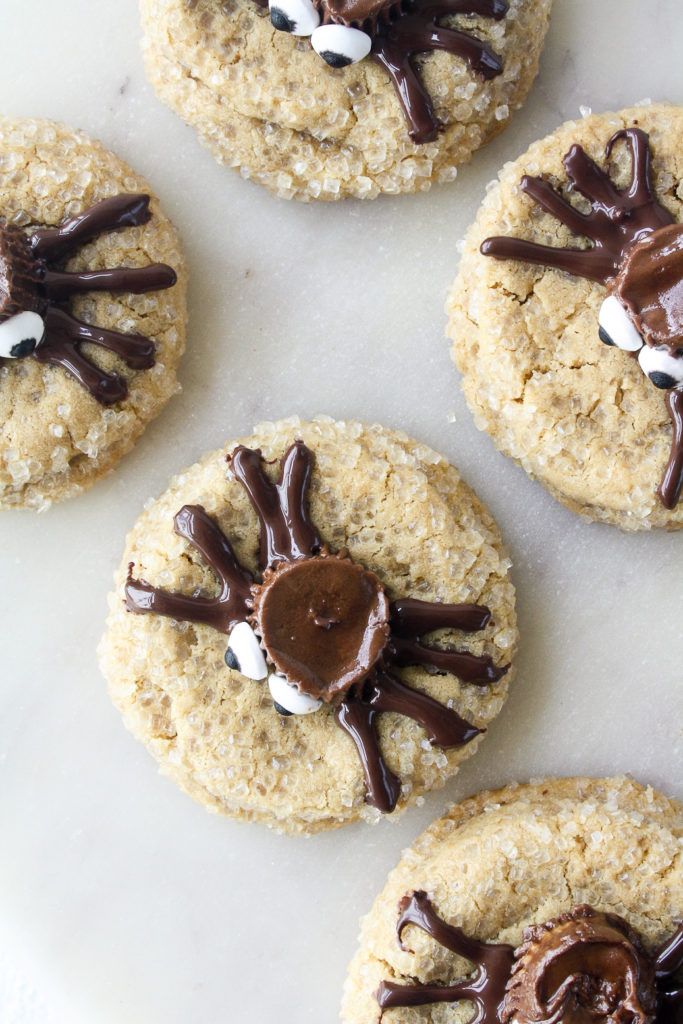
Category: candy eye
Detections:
[
  {"x1": 598, "y1": 296, "x2": 643, "y2": 352},
  {"x1": 225, "y1": 622, "x2": 269, "y2": 680},
  {"x1": 269, "y1": 0, "x2": 320, "y2": 36},
  {"x1": 637, "y1": 345, "x2": 683, "y2": 390},
  {"x1": 311, "y1": 24, "x2": 372, "y2": 67},
  {"x1": 268, "y1": 673, "x2": 322, "y2": 716},
  {"x1": 0, "y1": 311, "x2": 45, "y2": 359}
]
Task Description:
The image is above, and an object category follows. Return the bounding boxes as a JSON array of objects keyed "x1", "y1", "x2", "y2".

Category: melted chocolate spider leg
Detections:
[
  {"x1": 372, "y1": 43, "x2": 441, "y2": 145},
  {"x1": 658, "y1": 390, "x2": 683, "y2": 510},
  {"x1": 125, "y1": 505, "x2": 253, "y2": 633},
  {"x1": 335, "y1": 685, "x2": 402, "y2": 813},
  {"x1": 34, "y1": 308, "x2": 129, "y2": 406},
  {"x1": 389, "y1": 635, "x2": 505, "y2": 683},
  {"x1": 29, "y1": 194, "x2": 153, "y2": 263},
  {"x1": 369, "y1": 669, "x2": 482, "y2": 745},
  {"x1": 41, "y1": 305, "x2": 155, "y2": 369},
  {"x1": 480, "y1": 234, "x2": 614, "y2": 283},
  {"x1": 605, "y1": 128, "x2": 673, "y2": 226},
  {"x1": 376, "y1": 891, "x2": 515, "y2": 1020},
  {"x1": 391, "y1": 597, "x2": 491, "y2": 633},
  {"x1": 40, "y1": 263, "x2": 177, "y2": 301},
  {"x1": 230, "y1": 441, "x2": 321, "y2": 568},
  {"x1": 372, "y1": 0, "x2": 504, "y2": 145},
  {"x1": 481, "y1": 129, "x2": 675, "y2": 284}
]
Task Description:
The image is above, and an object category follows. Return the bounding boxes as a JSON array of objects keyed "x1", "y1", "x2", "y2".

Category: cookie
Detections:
[
  {"x1": 0, "y1": 117, "x2": 188, "y2": 511},
  {"x1": 98, "y1": 416, "x2": 517, "y2": 833},
  {"x1": 447, "y1": 103, "x2": 683, "y2": 530},
  {"x1": 342, "y1": 776, "x2": 683, "y2": 1023},
  {"x1": 140, "y1": 0, "x2": 552, "y2": 201}
]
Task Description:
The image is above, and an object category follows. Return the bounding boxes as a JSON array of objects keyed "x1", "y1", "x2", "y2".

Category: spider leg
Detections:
[
  {"x1": 40, "y1": 263, "x2": 177, "y2": 301},
  {"x1": 230, "y1": 441, "x2": 321, "y2": 568},
  {"x1": 33, "y1": 309, "x2": 128, "y2": 405},
  {"x1": 335, "y1": 685, "x2": 402, "y2": 813},
  {"x1": 389, "y1": 635, "x2": 505, "y2": 683},
  {"x1": 377, "y1": 892, "x2": 515, "y2": 1019},
  {"x1": 125, "y1": 505, "x2": 253, "y2": 633},
  {"x1": 421, "y1": 24, "x2": 503, "y2": 78},
  {"x1": 655, "y1": 921, "x2": 683, "y2": 978},
  {"x1": 606, "y1": 128, "x2": 673, "y2": 225},
  {"x1": 391, "y1": 597, "x2": 490, "y2": 633},
  {"x1": 521, "y1": 174, "x2": 597, "y2": 240},
  {"x1": 29, "y1": 194, "x2": 153, "y2": 263},
  {"x1": 480, "y1": 235, "x2": 615, "y2": 283},
  {"x1": 658, "y1": 390, "x2": 683, "y2": 510},
  {"x1": 369, "y1": 669, "x2": 482, "y2": 744},
  {"x1": 40, "y1": 305, "x2": 155, "y2": 369},
  {"x1": 371, "y1": 44, "x2": 440, "y2": 144},
  {"x1": 657, "y1": 988, "x2": 683, "y2": 1024}
]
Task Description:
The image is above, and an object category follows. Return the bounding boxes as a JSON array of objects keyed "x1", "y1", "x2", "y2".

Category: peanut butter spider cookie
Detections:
[
  {"x1": 140, "y1": 0, "x2": 551, "y2": 201},
  {"x1": 342, "y1": 776, "x2": 683, "y2": 1023},
  {"x1": 98, "y1": 417, "x2": 517, "y2": 833},
  {"x1": 447, "y1": 103, "x2": 683, "y2": 530},
  {"x1": 0, "y1": 117, "x2": 187, "y2": 511}
]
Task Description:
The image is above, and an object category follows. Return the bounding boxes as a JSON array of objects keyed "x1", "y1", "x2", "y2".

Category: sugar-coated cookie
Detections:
[
  {"x1": 0, "y1": 117, "x2": 187, "y2": 511},
  {"x1": 342, "y1": 776, "x2": 683, "y2": 1023},
  {"x1": 140, "y1": 0, "x2": 552, "y2": 201},
  {"x1": 447, "y1": 104, "x2": 683, "y2": 530},
  {"x1": 99, "y1": 417, "x2": 517, "y2": 833}
]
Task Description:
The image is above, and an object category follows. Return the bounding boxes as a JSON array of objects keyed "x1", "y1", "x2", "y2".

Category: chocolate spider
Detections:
[
  {"x1": 480, "y1": 127, "x2": 683, "y2": 510},
  {"x1": 376, "y1": 893, "x2": 683, "y2": 1024},
  {"x1": 256, "y1": 0, "x2": 509, "y2": 143},
  {"x1": 124, "y1": 440, "x2": 507, "y2": 813},
  {"x1": 0, "y1": 194, "x2": 177, "y2": 405}
]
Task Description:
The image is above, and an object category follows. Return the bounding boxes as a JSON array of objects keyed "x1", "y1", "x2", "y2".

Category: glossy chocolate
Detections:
[
  {"x1": 613, "y1": 224, "x2": 683, "y2": 355},
  {"x1": 376, "y1": 890, "x2": 515, "y2": 1020},
  {"x1": 370, "y1": 0, "x2": 508, "y2": 143},
  {"x1": 252, "y1": 552, "x2": 390, "y2": 700},
  {"x1": 0, "y1": 194, "x2": 177, "y2": 405},
  {"x1": 502, "y1": 906, "x2": 657, "y2": 1024},
  {"x1": 482, "y1": 129, "x2": 673, "y2": 284},
  {"x1": 377, "y1": 898, "x2": 683, "y2": 1024},
  {"x1": 126, "y1": 442, "x2": 505, "y2": 812},
  {"x1": 481, "y1": 128, "x2": 683, "y2": 510}
]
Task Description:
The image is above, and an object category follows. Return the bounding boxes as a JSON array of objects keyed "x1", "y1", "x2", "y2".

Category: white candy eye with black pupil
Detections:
[
  {"x1": 597, "y1": 296, "x2": 644, "y2": 352},
  {"x1": 0, "y1": 311, "x2": 45, "y2": 359},
  {"x1": 638, "y1": 344, "x2": 683, "y2": 390},
  {"x1": 268, "y1": 673, "x2": 322, "y2": 716},
  {"x1": 311, "y1": 24, "x2": 372, "y2": 67},
  {"x1": 269, "y1": 0, "x2": 319, "y2": 36},
  {"x1": 225, "y1": 621, "x2": 269, "y2": 680}
]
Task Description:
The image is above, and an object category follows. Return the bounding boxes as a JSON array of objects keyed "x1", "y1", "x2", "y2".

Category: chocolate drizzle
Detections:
[
  {"x1": 0, "y1": 194, "x2": 177, "y2": 404},
  {"x1": 481, "y1": 129, "x2": 673, "y2": 284},
  {"x1": 480, "y1": 128, "x2": 683, "y2": 510},
  {"x1": 376, "y1": 891, "x2": 515, "y2": 1020},
  {"x1": 376, "y1": 897, "x2": 683, "y2": 1024},
  {"x1": 370, "y1": 0, "x2": 509, "y2": 144},
  {"x1": 125, "y1": 441, "x2": 507, "y2": 812}
]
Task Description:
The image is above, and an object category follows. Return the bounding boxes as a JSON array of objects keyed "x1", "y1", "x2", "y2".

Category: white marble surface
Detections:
[{"x1": 1, "y1": 1, "x2": 682, "y2": 1021}]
